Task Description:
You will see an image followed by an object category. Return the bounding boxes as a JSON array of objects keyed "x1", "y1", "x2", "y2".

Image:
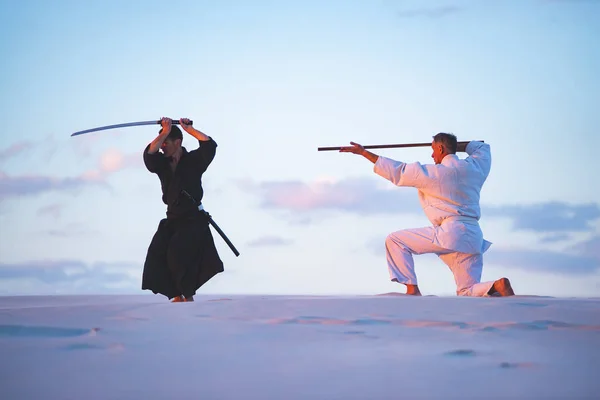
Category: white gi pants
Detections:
[{"x1": 385, "y1": 227, "x2": 495, "y2": 297}]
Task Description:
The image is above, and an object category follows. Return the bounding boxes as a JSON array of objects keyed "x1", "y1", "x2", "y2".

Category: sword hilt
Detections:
[{"x1": 157, "y1": 119, "x2": 193, "y2": 125}]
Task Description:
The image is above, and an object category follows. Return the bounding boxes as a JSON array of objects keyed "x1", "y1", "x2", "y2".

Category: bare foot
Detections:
[
  {"x1": 392, "y1": 279, "x2": 422, "y2": 296},
  {"x1": 489, "y1": 278, "x2": 515, "y2": 297},
  {"x1": 406, "y1": 284, "x2": 422, "y2": 296},
  {"x1": 171, "y1": 295, "x2": 185, "y2": 303}
]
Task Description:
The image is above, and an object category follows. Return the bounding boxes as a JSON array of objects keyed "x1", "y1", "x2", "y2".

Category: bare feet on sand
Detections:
[
  {"x1": 405, "y1": 284, "x2": 422, "y2": 296},
  {"x1": 171, "y1": 295, "x2": 195, "y2": 303},
  {"x1": 488, "y1": 277, "x2": 515, "y2": 297},
  {"x1": 392, "y1": 279, "x2": 422, "y2": 296}
]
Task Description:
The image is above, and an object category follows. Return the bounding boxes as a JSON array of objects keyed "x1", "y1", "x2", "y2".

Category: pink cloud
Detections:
[
  {"x1": 0, "y1": 148, "x2": 141, "y2": 199},
  {"x1": 0, "y1": 171, "x2": 106, "y2": 198},
  {"x1": 83, "y1": 148, "x2": 141, "y2": 179},
  {"x1": 247, "y1": 236, "x2": 294, "y2": 247},
  {"x1": 258, "y1": 180, "x2": 356, "y2": 210},
  {"x1": 246, "y1": 177, "x2": 420, "y2": 216},
  {"x1": 0, "y1": 141, "x2": 32, "y2": 161}
]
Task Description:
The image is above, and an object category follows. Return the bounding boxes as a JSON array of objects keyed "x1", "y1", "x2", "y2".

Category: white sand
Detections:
[{"x1": 1, "y1": 294, "x2": 599, "y2": 399}]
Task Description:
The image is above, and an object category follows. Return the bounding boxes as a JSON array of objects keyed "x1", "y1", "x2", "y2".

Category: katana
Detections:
[
  {"x1": 71, "y1": 119, "x2": 193, "y2": 137},
  {"x1": 317, "y1": 140, "x2": 483, "y2": 151},
  {"x1": 202, "y1": 210, "x2": 241, "y2": 257},
  {"x1": 181, "y1": 190, "x2": 240, "y2": 257}
]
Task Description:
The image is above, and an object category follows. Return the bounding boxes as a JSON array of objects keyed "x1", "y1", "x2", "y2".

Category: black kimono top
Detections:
[{"x1": 143, "y1": 138, "x2": 217, "y2": 219}]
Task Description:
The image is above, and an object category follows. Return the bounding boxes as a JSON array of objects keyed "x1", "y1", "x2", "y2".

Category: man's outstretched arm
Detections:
[
  {"x1": 341, "y1": 141, "x2": 434, "y2": 189},
  {"x1": 339, "y1": 142, "x2": 379, "y2": 164}
]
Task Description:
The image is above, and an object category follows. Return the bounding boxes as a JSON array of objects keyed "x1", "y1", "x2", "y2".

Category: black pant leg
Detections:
[{"x1": 142, "y1": 219, "x2": 179, "y2": 299}]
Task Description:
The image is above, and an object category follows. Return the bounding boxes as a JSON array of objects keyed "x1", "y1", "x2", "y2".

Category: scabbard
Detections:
[{"x1": 203, "y1": 211, "x2": 240, "y2": 257}]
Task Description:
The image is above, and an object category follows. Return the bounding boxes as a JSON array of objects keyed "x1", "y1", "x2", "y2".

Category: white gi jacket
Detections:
[{"x1": 373, "y1": 141, "x2": 492, "y2": 255}]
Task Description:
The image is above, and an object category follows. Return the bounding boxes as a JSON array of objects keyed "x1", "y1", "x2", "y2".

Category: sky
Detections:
[{"x1": 0, "y1": 0, "x2": 599, "y2": 297}]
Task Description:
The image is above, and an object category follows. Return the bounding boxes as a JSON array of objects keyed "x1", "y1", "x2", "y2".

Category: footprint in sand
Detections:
[
  {"x1": 499, "y1": 362, "x2": 537, "y2": 369},
  {"x1": 62, "y1": 342, "x2": 124, "y2": 352},
  {"x1": 341, "y1": 330, "x2": 379, "y2": 339},
  {"x1": 62, "y1": 343, "x2": 104, "y2": 350},
  {"x1": 344, "y1": 330, "x2": 366, "y2": 335},
  {"x1": 0, "y1": 324, "x2": 99, "y2": 338},
  {"x1": 444, "y1": 349, "x2": 477, "y2": 358},
  {"x1": 511, "y1": 302, "x2": 549, "y2": 308}
]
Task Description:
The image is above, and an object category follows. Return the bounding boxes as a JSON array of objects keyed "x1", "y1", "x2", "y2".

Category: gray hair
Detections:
[{"x1": 432, "y1": 132, "x2": 457, "y2": 154}]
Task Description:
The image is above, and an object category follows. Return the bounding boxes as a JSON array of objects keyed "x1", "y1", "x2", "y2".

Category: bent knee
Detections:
[
  {"x1": 385, "y1": 233, "x2": 407, "y2": 249},
  {"x1": 385, "y1": 234, "x2": 395, "y2": 246}
]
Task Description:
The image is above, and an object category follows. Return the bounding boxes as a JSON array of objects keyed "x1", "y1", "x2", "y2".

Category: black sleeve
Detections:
[
  {"x1": 189, "y1": 137, "x2": 218, "y2": 170},
  {"x1": 143, "y1": 144, "x2": 166, "y2": 173}
]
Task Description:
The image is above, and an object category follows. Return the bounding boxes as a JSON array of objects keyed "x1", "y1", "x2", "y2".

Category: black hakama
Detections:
[{"x1": 141, "y1": 137, "x2": 224, "y2": 299}]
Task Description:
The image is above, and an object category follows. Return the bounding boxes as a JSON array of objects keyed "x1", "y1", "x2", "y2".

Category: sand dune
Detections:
[{"x1": 1, "y1": 294, "x2": 598, "y2": 399}]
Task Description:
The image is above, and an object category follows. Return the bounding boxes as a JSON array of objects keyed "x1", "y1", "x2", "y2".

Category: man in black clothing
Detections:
[{"x1": 141, "y1": 117, "x2": 224, "y2": 302}]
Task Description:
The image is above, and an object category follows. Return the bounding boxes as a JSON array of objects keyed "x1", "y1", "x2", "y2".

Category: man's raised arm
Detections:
[
  {"x1": 464, "y1": 141, "x2": 492, "y2": 177},
  {"x1": 147, "y1": 117, "x2": 172, "y2": 154},
  {"x1": 179, "y1": 118, "x2": 211, "y2": 142}
]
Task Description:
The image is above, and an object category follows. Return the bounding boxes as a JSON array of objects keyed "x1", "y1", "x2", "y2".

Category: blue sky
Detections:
[{"x1": 0, "y1": 0, "x2": 598, "y2": 297}]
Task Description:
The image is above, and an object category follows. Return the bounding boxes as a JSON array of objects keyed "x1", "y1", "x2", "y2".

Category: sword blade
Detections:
[
  {"x1": 71, "y1": 119, "x2": 193, "y2": 137},
  {"x1": 71, "y1": 120, "x2": 159, "y2": 136}
]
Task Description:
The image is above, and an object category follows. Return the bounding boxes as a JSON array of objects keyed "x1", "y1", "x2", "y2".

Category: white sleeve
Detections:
[
  {"x1": 373, "y1": 156, "x2": 437, "y2": 189},
  {"x1": 465, "y1": 141, "x2": 492, "y2": 178}
]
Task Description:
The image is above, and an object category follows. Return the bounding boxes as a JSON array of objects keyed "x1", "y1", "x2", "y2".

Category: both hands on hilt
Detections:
[
  {"x1": 149, "y1": 117, "x2": 211, "y2": 154},
  {"x1": 161, "y1": 117, "x2": 210, "y2": 142},
  {"x1": 159, "y1": 117, "x2": 194, "y2": 135}
]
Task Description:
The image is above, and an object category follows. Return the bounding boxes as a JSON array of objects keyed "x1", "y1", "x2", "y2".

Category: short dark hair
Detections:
[
  {"x1": 162, "y1": 125, "x2": 183, "y2": 142},
  {"x1": 432, "y1": 132, "x2": 457, "y2": 154}
]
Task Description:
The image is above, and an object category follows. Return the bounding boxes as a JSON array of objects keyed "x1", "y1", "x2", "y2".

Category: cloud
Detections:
[
  {"x1": 247, "y1": 236, "x2": 294, "y2": 247},
  {"x1": 81, "y1": 148, "x2": 141, "y2": 180},
  {"x1": 37, "y1": 222, "x2": 100, "y2": 238},
  {"x1": 484, "y1": 202, "x2": 600, "y2": 233},
  {"x1": 0, "y1": 171, "x2": 105, "y2": 199},
  {"x1": 244, "y1": 178, "x2": 600, "y2": 236},
  {"x1": 397, "y1": 6, "x2": 463, "y2": 19},
  {"x1": 366, "y1": 236, "x2": 386, "y2": 256},
  {"x1": 244, "y1": 177, "x2": 421, "y2": 217},
  {"x1": 485, "y1": 249, "x2": 599, "y2": 275},
  {"x1": 37, "y1": 203, "x2": 64, "y2": 219},
  {"x1": 485, "y1": 235, "x2": 600, "y2": 275},
  {"x1": 0, "y1": 259, "x2": 139, "y2": 287},
  {"x1": 538, "y1": 232, "x2": 572, "y2": 243},
  {"x1": 0, "y1": 141, "x2": 31, "y2": 162},
  {"x1": 0, "y1": 148, "x2": 141, "y2": 200},
  {"x1": 569, "y1": 235, "x2": 600, "y2": 260}
]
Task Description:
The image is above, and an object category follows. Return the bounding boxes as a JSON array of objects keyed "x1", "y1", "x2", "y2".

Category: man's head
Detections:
[
  {"x1": 431, "y1": 132, "x2": 457, "y2": 164},
  {"x1": 160, "y1": 125, "x2": 183, "y2": 158}
]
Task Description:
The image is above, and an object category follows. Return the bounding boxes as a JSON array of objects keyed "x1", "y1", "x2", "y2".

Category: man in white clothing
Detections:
[{"x1": 340, "y1": 133, "x2": 514, "y2": 297}]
